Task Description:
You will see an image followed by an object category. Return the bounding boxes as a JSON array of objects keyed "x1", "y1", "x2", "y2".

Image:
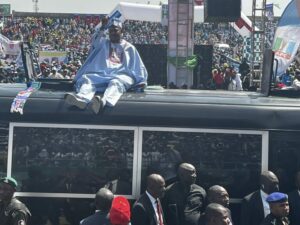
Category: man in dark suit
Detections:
[
  {"x1": 199, "y1": 186, "x2": 231, "y2": 225},
  {"x1": 80, "y1": 188, "x2": 114, "y2": 225},
  {"x1": 131, "y1": 174, "x2": 166, "y2": 225},
  {"x1": 288, "y1": 171, "x2": 300, "y2": 225},
  {"x1": 207, "y1": 185, "x2": 233, "y2": 225},
  {"x1": 163, "y1": 163, "x2": 206, "y2": 225},
  {"x1": 240, "y1": 171, "x2": 280, "y2": 225},
  {"x1": 204, "y1": 203, "x2": 231, "y2": 225}
]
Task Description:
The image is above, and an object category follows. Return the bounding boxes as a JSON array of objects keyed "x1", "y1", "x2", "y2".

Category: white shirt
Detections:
[
  {"x1": 228, "y1": 73, "x2": 243, "y2": 91},
  {"x1": 260, "y1": 190, "x2": 270, "y2": 217},
  {"x1": 146, "y1": 191, "x2": 160, "y2": 225},
  {"x1": 292, "y1": 79, "x2": 300, "y2": 90}
]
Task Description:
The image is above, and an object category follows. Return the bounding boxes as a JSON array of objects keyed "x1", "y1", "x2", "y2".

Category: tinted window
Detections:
[
  {"x1": 12, "y1": 126, "x2": 134, "y2": 195},
  {"x1": 269, "y1": 131, "x2": 300, "y2": 193},
  {"x1": 0, "y1": 122, "x2": 8, "y2": 176},
  {"x1": 21, "y1": 197, "x2": 94, "y2": 225},
  {"x1": 141, "y1": 130, "x2": 262, "y2": 198}
]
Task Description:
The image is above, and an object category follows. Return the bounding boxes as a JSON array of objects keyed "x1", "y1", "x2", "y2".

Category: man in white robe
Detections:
[{"x1": 65, "y1": 17, "x2": 148, "y2": 114}]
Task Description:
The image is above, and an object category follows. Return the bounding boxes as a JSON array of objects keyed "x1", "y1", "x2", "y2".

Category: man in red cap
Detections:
[
  {"x1": 109, "y1": 196, "x2": 131, "y2": 225},
  {"x1": 0, "y1": 176, "x2": 31, "y2": 225}
]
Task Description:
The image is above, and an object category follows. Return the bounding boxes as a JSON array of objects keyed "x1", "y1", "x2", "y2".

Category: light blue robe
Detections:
[{"x1": 73, "y1": 28, "x2": 148, "y2": 106}]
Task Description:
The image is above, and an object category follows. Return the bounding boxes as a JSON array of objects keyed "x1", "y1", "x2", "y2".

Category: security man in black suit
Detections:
[
  {"x1": 0, "y1": 177, "x2": 31, "y2": 225},
  {"x1": 260, "y1": 192, "x2": 289, "y2": 225},
  {"x1": 199, "y1": 186, "x2": 231, "y2": 225},
  {"x1": 131, "y1": 174, "x2": 166, "y2": 225},
  {"x1": 240, "y1": 171, "x2": 280, "y2": 225},
  {"x1": 163, "y1": 163, "x2": 206, "y2": 225},
  {"x1": 288, "y1": 171, "x2": 300, "y2": 225},
  {"x1": 80, "y1": 188, "x2": 114, "y2": 225},
  {"x1": 204, "y1": 203, "x2": 231, "y2": 225}
]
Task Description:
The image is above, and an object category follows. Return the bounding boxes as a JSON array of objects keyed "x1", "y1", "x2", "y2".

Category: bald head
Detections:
[
  {"x1": 260, "y1": 171, "x2": 279, "y2": 194},
  {"x1": 205, "y1": 203, "x2": 231, "y2": 225},
  {"x1": 207, "y1": 185, "x2": 230, "y2": 207},
  {"x1": 95, "y1": 188, "x2": 114, "y2": 211},
  {"x1": 178, "y1": 163, "x2": 197, "y2": 186},
  {"x1": 147, "y1": 174, "x2": 165, "y2": 199}
]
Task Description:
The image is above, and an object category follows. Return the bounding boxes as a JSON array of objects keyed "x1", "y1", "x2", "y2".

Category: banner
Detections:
[
  {"x1": 38, "y1": 51, "x2": 68, "y2": 64},
  {"x1": 272, "y1": 0, "x2": 300, "y2": 76},
  {"x1": 0, "y1": 34, "x2": 21, "y2": 56},
  {"x1": 10, "y1": 82, "x2": 41, "y2": 115}
]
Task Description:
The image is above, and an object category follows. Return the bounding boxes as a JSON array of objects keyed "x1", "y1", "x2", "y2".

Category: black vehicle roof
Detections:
[{"x1": 1, "y1": 83, "x2": 300, "y2": 131}]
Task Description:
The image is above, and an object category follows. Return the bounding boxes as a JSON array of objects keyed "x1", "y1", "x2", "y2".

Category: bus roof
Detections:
[{"x1": 1, "y1": 83, "x2": 300, "y2": 130}]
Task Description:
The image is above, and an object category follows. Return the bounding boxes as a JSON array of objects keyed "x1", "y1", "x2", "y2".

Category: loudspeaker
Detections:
[
  {"x1": 135, "y1": 44, "x2": 167, "y2": 86},
  {"x1": 204, "y1": 0, "x2": 241, "y2": 22},
  {"x1": 194, "y1": 45, "x2": 213, "y2": 89}
]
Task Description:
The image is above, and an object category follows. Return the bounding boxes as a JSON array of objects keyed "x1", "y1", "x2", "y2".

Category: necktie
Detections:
[{"x1": 156, "y1": 199, "x2": 164, "y2": 225}]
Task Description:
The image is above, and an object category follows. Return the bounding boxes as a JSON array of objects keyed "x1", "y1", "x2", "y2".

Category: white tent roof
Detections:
[
  {"x1": 112, "y1": 2, "x2": 204, "y2": 23},
  {"x1": 111, "y1": 2, "x2": 253, "y2": 37}
]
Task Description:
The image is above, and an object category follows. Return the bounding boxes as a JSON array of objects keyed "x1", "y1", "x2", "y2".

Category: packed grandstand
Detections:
[{"x1": 1, "y1": 11, "x2": 299, "y2": 91}]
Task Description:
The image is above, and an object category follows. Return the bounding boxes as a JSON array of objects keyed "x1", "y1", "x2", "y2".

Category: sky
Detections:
[{"x1": 0, "y1": 0, "x2": 292, "y2": 16}]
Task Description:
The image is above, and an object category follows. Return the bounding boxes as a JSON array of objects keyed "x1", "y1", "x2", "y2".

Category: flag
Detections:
[
  {"x1": 266, "y1": 3, "x2": 274, "y2": 21},
  {"x1": 194, "y1": 0, "x2": 204, "y2": 6},
  {"x1": 0, "y1": 34, "x2": 21, "y2": 56},
  {"x1": 230, "y1": 12, "x2": 253, "y2": 37},
  {"x1": 272, "y1": 0, "x2": 300, "y2": 75}
]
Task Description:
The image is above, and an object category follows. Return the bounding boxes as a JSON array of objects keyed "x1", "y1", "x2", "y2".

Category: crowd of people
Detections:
[
  {"x1": 0, "y1": 14, "x2": 280, "y2": 88},
  {"x1": 274, "y1": 64, "x2": 300, "y2": 91},
  {"x1": 1, "y1": 166, "x2": 299, "y2": 225}
]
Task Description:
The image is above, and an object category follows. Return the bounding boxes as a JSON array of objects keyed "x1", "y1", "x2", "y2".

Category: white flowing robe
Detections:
[{"x1": 73, "y1": 28, "x2": 148, "y2": 106}]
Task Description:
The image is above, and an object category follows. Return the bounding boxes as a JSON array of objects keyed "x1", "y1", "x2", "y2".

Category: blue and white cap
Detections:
[{"x1": 110, "y1": 18, "x2": 122, "y2": 29}]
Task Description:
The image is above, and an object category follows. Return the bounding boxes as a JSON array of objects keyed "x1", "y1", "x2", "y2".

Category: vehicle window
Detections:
[
  {"x1": 141, "y1": 130, "x2": 262, "y2": 198},
  {"x1": 269, "y1": 131, "x2": 300, "y2": 193},
  {"x1": 11, "y1": 126, "x2": 134, "y2": 195},
  {"x1": 21, "y1": 197, "x2": 94, "y2": 225},
  {"x1": 0, "y1": 122, "x2": 9, "y2": 177}
]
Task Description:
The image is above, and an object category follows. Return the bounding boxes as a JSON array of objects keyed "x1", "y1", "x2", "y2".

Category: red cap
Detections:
[{"x1": 109, "y1": 196, "x2": 131, "y2": 225}]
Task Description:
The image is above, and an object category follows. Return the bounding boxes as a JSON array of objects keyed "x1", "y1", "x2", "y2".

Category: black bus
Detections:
[
  {"x1": 1, "y1": 80, "x2": 300, "y2": 224},
  {"x1": 0, "y1": 44, "x2": 298, "y2": 224}
]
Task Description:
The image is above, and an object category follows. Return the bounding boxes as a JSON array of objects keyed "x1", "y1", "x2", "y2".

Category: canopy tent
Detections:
[{"x1": 111, "y1": 2, "x2": 253, "y2": 37}]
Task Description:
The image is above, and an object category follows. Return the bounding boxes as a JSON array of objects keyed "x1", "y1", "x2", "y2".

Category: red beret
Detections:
[{"x1": 109, "y1": 196, "x2": 131, "y2": 225}]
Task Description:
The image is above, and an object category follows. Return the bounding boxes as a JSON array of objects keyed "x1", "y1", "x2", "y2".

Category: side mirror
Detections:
[{"x1": 21, "y1": 42, "x2": 40, "y2": 81}]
